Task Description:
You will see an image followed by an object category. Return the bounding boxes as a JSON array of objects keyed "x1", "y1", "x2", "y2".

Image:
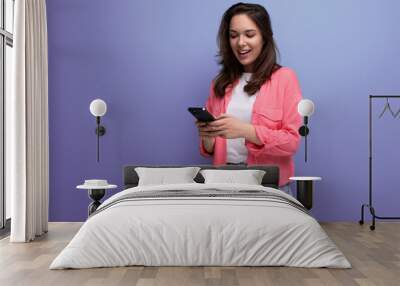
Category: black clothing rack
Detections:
[{"x1": 360, "y1": 95, "x2": 400, "y2": 230}]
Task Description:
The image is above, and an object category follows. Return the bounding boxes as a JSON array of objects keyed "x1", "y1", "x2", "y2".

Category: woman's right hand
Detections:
[{"x1": 196, "y1": 121, "x2": 216, "y2": 154}]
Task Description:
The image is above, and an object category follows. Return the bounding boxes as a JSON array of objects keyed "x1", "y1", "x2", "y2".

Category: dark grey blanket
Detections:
[{"x1": 91, "y1": 189, "x2": 308, "y2": 217}]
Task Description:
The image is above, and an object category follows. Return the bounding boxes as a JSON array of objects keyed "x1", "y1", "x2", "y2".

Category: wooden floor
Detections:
[{"x1": 0, "y1": 222, "x2": 399, "y2": 286}]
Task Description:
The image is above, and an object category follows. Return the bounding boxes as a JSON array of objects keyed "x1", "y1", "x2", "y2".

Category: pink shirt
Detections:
[{"x1": 200, "y1": 67, "x2": 302, "y2": 186}]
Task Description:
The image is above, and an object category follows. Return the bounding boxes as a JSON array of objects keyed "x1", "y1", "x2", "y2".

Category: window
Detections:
[{"x1": 1, "y1": 0, "x2": 14, "y2": 232}]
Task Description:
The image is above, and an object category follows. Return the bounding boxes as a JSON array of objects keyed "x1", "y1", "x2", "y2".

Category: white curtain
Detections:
[{"x1": 8, "y1": 0, "x2": 49, "y2": 242}]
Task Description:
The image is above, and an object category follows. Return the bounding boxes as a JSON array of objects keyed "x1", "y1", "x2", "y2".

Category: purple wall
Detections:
[{"x1": 47, "y1": 0, "x2": 400, "y2": 222}]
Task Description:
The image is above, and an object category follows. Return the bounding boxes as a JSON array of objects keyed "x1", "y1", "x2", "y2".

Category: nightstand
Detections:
[
  {"x1": 289, "y1": 176, "x2": 322, "y2": 210},
  {"x1": 77, "y1": 180, "x2": 117, "y2": 216}
]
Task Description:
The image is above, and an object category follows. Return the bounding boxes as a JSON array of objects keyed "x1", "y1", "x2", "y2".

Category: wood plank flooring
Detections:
[{"x1": 0, "y1": 222, "x2": 399, "y2": 286}]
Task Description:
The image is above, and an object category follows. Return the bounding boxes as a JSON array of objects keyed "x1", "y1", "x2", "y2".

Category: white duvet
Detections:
[{"x1": 50, "y1": 183, "x2": 351, "y2": 269}]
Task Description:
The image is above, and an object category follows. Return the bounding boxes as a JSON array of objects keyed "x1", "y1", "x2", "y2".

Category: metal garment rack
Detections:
[{"x1": 360, "y1": 95, "x2": 400, "y2": 230}]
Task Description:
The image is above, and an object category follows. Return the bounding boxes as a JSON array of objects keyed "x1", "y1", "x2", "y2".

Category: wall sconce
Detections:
[
  {"x1": 89, "y1": 99, "x2": 107, "y2": 162},
  {"x1": 297, "y1": 99, "x2": 315, "y2": 162}
]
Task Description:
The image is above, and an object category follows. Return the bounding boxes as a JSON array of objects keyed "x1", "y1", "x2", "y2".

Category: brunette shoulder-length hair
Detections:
[{"x1": 214, "y1": 2, "x2": 280, "y2": 98}]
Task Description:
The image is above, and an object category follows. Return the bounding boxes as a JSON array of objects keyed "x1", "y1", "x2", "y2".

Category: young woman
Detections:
[{"x1": 197, "y1": 3, "x2": 302, "y2": 188}]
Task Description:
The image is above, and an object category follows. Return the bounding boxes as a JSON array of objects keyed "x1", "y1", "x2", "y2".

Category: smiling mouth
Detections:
[
  {"x1": 239, "y1": 50, "x2": 251, "y2": 55},
  {"x1": 238, "y1": 50, "x2": 251, "y2": 60}
]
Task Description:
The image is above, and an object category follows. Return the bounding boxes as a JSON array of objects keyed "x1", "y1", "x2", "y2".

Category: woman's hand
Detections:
[
  {"x1": 196, "y1": 114, "x2": 262, "y2": 145},
  {"x1": 201, "y1": 114, "x2": 249, "y2": 139},
  {"x1": 196, "y1": 121, "x2": 215, "y2": 138},
  {"x1": 196, "y1": 121, "x2": 216, "y2": 154}
]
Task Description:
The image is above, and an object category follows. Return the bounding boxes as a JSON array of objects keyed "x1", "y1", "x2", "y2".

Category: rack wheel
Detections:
[
  {"x1": 370, "y1": 225, "x2": 375, "y2": 231},
  {"x1": 359, "y1": 220, "x2": 364, "y2": 225}
]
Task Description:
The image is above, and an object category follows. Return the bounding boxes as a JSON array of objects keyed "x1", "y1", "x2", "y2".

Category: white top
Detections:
[
  {"x1": 77, "y1": 184, "x2": 117, "y2": 190},
  {"x1": 226, "y1": 73, "x2": 257, "y2": 164},
  {"x1": 289, "y1": 177, "x2": 322, "y2": 181},
  {"x1": 77, "y1": 179, "x2": 117, "y2": 190}
]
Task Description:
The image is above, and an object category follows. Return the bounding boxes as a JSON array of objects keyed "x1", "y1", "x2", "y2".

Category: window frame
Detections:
[{"x1": 0, "y1": 0, "x2": 14, "y2": 231}]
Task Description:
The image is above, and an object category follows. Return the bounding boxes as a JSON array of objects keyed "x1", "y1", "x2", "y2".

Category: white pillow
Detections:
[
  {"x1": 135, "y1": 167, "x2": 201, "y2": 186},
  {"x1": 200, "y1": 169, "x2": 266, "y2": 185}
]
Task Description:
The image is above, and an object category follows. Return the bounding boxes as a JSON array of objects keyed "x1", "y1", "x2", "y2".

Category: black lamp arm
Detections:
[
  {"x1": 95, "y1": 116, "x2": 106, "y2": 136},
  {"x1": 298, "y1": 116, "x2": 309, "y2": 137},
  {"x1": 95, "y1": 116, "x2": 106, "y2": 162},
  {"x1": 298, "y1": 116, "x2": 310, "y2": 162}
]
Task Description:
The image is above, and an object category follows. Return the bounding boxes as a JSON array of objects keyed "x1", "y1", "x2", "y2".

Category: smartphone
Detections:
[{"x1": 188, "y1": 107, "x2": 215, "y2": 122}]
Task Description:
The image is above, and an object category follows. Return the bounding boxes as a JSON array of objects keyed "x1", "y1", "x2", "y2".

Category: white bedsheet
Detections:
[{"x1": 50, "y1": 183, "x2": 350, "y2": 269}]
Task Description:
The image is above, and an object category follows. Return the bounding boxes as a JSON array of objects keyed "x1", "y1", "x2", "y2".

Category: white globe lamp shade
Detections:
[
  {"x1": 90, "y1": 99, "x2": 107, "y2": 117},
  {"x1": 298, "y1": 99, "x2": 315, "y2": 117}
]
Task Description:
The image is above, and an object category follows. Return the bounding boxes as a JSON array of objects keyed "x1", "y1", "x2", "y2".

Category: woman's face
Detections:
[{"x1": 229, "y1": 14, "x2": 263, "y2": 73}]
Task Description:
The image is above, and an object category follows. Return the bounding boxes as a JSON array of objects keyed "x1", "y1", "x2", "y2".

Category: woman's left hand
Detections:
[{"x1": 203, "y1": 114, "x2": 249, "y2": 139}]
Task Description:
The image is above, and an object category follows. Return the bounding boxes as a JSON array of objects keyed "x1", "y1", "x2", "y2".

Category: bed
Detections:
[{"x1": 50, "y1": 165, "x2": 350, "y2": 269}]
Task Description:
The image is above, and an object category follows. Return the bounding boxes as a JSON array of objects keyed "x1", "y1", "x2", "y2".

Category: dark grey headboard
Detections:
[{"x1": 123, "y1": 165, "x2": 279, "y2": 189}]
